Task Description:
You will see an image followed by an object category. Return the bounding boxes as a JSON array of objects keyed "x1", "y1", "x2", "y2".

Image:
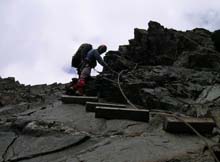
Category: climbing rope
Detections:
[
  {"x1": 117, "y1": 70, "x2": 137, "y2": 109},
  {"x1": 99, "y1": 68, "x2": 220, "y2": 162}
]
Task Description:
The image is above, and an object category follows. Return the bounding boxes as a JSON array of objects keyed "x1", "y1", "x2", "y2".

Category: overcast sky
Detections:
[{"x1": 0, "y1": 0, "x2": 220, "y2": 85}]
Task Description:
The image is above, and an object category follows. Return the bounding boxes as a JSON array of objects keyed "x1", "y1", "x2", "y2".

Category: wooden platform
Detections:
[
  {"x1": 61, "y1": 95, "x2": 98, "y2": 104},
  {"x1": 86, "y1": 102, "x2": 126, "y2": 112},
  {"x1": 163, "y1": 116, "x2": 216, "y2": 134},
  {"x1": 95, "y1": 106, "x2": 149, "y2": 122}
]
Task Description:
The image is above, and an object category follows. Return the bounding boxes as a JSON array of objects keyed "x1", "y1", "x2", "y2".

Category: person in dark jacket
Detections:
[{"x1": 74, "y1": 45, "x2": 112, "y2": 95}]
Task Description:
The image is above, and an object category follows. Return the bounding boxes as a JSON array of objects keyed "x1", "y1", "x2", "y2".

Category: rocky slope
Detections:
[
  {"x1": 101, "y1": 21, "x2": 220, "y2": 116},
  {"x1": 0, "y1": 21, "x2": 220, "y2": 162}
]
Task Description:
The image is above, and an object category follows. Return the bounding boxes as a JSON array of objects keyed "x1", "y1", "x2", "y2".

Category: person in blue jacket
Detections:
[{"x1": 74, "y1": 45, "x2": 113, "y2": 95}]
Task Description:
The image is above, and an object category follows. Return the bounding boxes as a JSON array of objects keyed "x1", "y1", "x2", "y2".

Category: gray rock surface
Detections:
[
  {"x1": 77, "y1": 135, "x2": 202, "y2": 162},
  {"x1": 1, "y1": 21, "x2": 220, "y2": 162},
  {"x1": 0, "y1": 101, "x2": 214, "y2": 162},
  {"x1": 0, "y1": 131, "x2": 16, "y2": 162},
  {"x1": 5, "y1": 133, "x2": 88, "y2": 162}
]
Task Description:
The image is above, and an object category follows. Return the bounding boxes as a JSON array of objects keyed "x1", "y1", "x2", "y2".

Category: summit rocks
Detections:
[{"x1": 100, "y1": 21, "x2": 220, "y2": 117}]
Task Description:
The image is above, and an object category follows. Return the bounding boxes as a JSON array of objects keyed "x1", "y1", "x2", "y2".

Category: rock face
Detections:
[
  {"x1": 100, "y1": 21, "x2": 220, "y2": 116},
  {"x1": 0, "y1": 21, "x2": 220, "y2": 162},
  {"x1": 0, "y1": 77, "x2": 65, "y2": 108},
  {"x1": 105, "y1": 21, "x2": 219, "y2": 69}
]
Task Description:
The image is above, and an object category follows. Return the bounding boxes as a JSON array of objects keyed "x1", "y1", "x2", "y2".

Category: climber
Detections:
[{"x1": 73, "y1": 44, "x2": 115, "y2": 96}]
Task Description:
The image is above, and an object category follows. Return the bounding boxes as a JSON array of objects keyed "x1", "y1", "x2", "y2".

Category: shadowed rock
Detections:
[{"x1": 0, "y1": 20, "x2": 220, "y2": 162}]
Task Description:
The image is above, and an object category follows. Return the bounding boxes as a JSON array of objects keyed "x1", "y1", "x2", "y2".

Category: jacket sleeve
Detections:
[{"x1": 93, "y1": 50, "x2": 108, "y2": 67}]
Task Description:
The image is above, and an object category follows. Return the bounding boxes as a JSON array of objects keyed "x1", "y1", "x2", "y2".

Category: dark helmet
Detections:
[{"x1": 97, "y1": 45, "x2": 107, "y2": 54}]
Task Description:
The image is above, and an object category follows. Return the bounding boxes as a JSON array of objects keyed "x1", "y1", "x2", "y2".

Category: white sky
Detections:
[{"x1": 0, "y1": 0, "x2": 220, "y2": 85}]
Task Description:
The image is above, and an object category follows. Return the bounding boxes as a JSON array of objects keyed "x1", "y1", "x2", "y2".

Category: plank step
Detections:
[
  {"x1": 61, "y1": 95, "x2": 98, "y2": 104},
  {"x1": 95, "y1": 106, "x2": 149, "y2": 122},
  {"x1": 163, "y1": 116, "x2": 216, "y2": 134},
  {"x1": 86, "y1": 102, "x2": 126, "y2": 112}
]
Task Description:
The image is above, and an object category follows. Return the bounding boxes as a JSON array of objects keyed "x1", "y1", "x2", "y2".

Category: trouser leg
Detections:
[{"x1": 75, "y1": 65, "x2": 91, "y2": 95}]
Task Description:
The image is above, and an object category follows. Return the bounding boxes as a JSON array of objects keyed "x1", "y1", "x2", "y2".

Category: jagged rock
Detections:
[
  {"x1": 196, "y1": 85, "x2": 220, "y2": 104},
  {"x1": 186, "y1": 28, "x2": 214, "y2": 49},
  {"x1": 134, "y1": 28, "x2": 148, "y2": 44},
  {"x1": 105, "y1": 21, "x2": 219, "y2": 70},
  {"x1": 1, "y1": 20, "x2": 220, "y2": 162},
  {"x1": 100, "y1": 21, "x2": 220, "y2": 114},
  {"x1": 104, "y1": 51, "x2": 133, "y2": 72},
  {"x1": 174, "y1": 48, "x2": 220, "y2": 70},
  {"x1": 0, "y1": 77, "x2": 65, "y2": 107},
  {"x1": 140, "y1": 87, "x2": 184, "y2": 110},
  {"x1": 29, "y1": 84, "x2": 47, "y2": 95},
  {"x1": 98, "y1": 64, "x2": 220, "y2": 111}
]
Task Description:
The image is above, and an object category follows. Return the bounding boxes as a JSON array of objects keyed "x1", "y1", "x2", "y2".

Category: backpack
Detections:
[{"x1": 71, "y1": 43, "x2": 92, "y2": 68}]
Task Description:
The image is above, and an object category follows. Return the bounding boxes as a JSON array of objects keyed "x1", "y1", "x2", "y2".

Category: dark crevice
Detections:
[
  {"x1": 5, "y1": 136, "x2": 90, "y2": 162},
  {"x1": 2, "y1": 135, "x2": 19, "y2": 162},
  {"x1": 125, "y1": 123, "x2": 141, "y2": 129}
]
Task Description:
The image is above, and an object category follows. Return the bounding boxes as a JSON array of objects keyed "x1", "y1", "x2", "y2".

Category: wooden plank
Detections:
[
  {"x1": 86, "y1": 102, "x2": 126, "y2": 112},
  {"x1": 95, "y1": 106, "x2": 149, "y2": 122},
  {"x1": 163, "y1": 116, "x2": 216, "y2": 134},
  {"x1": 61, "y1": 95, "x2": 98, "y2": 104}
]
